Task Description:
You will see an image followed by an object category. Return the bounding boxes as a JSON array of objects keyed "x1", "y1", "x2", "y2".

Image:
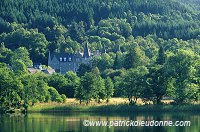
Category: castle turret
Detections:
[
  {"x1": 83, "y1": 42, "x2": 90, "y2": 58},
  {"x1": 117, "y1": 45, "x2": 121, "y2": 52},
  {"x1": 48, "y1": 51, "x2": 51, "y2": 66},
  {"x1": 101, "y1": 44, "x2": 106, "y2": 54}
]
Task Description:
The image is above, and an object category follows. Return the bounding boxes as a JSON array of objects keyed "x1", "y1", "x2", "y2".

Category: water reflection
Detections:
[{"x1": 0, "y1": 112, "x2": 199, "y2": 132}]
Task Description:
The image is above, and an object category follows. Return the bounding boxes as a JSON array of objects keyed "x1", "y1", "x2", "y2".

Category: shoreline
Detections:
[
  {"x1": 1, "y1": 98, "x2": 200, "y2": 114},
  {"x1": 28, "y1": 104, "x2": 200, "y2": 113}
]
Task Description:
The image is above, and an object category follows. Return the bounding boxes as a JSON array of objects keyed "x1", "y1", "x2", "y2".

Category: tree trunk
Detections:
[
  {"x1": 156, "y1": 96, "x2": 162, "y2": 105},
  {"x1": 106, "y1": 98, "x2": 109, "y2": 103},
  {"x1": 98, "y1": 99, "x2": 101, "y2": 104}
]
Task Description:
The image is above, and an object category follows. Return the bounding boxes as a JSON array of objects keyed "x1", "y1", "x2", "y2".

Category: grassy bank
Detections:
[
  {"x1": 28, "y1": 98, "x2": 200, "y2": 113},
  {"x1": 29, "y1": 104, "x2": 200, "y2": 113}
]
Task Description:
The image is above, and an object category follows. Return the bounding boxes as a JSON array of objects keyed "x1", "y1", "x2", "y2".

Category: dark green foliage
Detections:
[
  {"x1": 75, "y1": 68, "x2": 106, "y2": 104},
  {"x1": 120, "y1": 66, "x2": 149, "y2": 105},
  {"x1": 0, "y1": 64, "x2": 66, "y2": 111},
  {"x1": 146, "y1": 65, "x2": 167, "y2": 104},
  {"x1": 91, "y1": 53, "x2": 114, "y2": 71},
  {"x1": 0, "y1": 0, "x2": 200, "y2": 111},
  {"x1": 165, "y1": 50, "x2": 200, "y2": 104},
  {"x1": 12, "y1": 59, "x2": 28, "y2": 75},
  {"x1": 0, "y1": 0, "x2": 199, "y2": 65},
  {"x1": 48, "y1": 73, "x2": 68, "y2": 96},
  {"x1": 104, "y1": 77, "x2": 114, "y2": 103},
  {"x1": 65, "y1": 71, "x2": 80, "y2": 98},
  {"x1": 79, "y1": 72, "x2": 98, "y2": 104},
  {"x1": 156, "y1": 46, "x2": 165, "y2": 65},
  {"x1": 48, "y1": 87, "x2": 63, "y2": 102},
  {"x1": 113, "y1": 53, "x2": 119, "y2": 70},
  {"x1": 21, "y1": 74, "x2": 49, "y2": 105},
  {"x1": 61, "y1": 94, "x2": 67, "y2": 103},
  {"x1": 11, "y1": 47, "x2": 33, "y2": 67},
  {"x1": 0, "y1": 63, "x2": 23, "y2": 109},
  {"x1": 0, "y1": 28, "x2": 48, "y2": 64},
  {"x1": 0, "y1": 43, "x2": 13, "y2": 64},
  {"x1": 77, "y1": 63, "x2": 92, "y2": 77},
  {"x1": 124, "y1": 43, "x2": 149, "y2": 69},
  {"x1": 0, "y1": 0, "x2": 199, "y2": 41}
]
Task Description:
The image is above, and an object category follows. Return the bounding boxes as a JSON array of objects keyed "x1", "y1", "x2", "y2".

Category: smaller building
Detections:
[
  {"x1": 33, "y1": 63, "x2": 43, "y2": 70},
  {"x1": 28, "y1": 68, "x2": 40, "y2": 74},
  {"x1": 42, "y1": 68, "x2": 55, "y2": 74}
]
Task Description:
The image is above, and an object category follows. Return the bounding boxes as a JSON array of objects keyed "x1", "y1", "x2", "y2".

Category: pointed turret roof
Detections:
[
  {"x1": 48, "y1": 51, "x2": 51, "y2": 60},
  {"x1": 83, "y1": 42, "x2": 90, "y2": 58},
  {"x1": 101, "y1": 44, "x2": 106, "y2": 54},
  {"x1": 117, "y1": 45, "x2": 121, "y2": 52}
]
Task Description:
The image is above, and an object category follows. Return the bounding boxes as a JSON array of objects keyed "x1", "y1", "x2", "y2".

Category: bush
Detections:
[
  {"x1": 56, "y1": 97, "x2": 63, "y2": 103},
  {"x1": 48, "y1": 87, "x2": 61, "y2": 102},
  {"x1": 61, "y1": 94, "x2": 67, "y2": 103}
]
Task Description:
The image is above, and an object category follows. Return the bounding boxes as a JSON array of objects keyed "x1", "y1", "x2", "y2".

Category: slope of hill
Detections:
[{"x1": 0, "y1": 0, "x2": 200, "y2": 64}]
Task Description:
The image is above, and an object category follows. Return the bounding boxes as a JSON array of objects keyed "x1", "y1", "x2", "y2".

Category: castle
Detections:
[{"x1": 48, "y1": 43, "x2": 106, "y2": 74}]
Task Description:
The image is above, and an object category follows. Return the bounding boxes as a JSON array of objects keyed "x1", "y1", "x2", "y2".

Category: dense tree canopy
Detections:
[{"x1": 0, "y1": 0, "x2": 200, "y2": 111}]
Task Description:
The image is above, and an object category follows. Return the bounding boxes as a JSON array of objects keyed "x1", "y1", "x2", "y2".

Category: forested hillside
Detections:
[
  {"x1": 0, "y1": 0, "x2": 200, "y2": 111},
  {"x1": 0, "y1": 0, "x2": 200, "y2": 63}
]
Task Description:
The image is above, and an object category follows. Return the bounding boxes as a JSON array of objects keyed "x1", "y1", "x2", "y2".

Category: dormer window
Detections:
[
  {"x1": 69, "y1": 57, "x2": 72, "y2": 62},
  {"x1": 64, "y1": 57, "x2": 67, "y2": 61},
  {"x1": 60, "y1": 57, "x2": 62, "y2": 61},
  {"x1": 76, "y1": 58, "x2": 80, "y2": 61}
]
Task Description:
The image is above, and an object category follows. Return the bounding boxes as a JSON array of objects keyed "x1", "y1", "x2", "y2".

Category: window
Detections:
[
  {"x1": 64, "y1": 57, "x2": 67, "y2": 61},
  {"x1": 60, "y1": 57, "x2": 62, "y2": 61},
  {"x1": 69, "y1": 57, "x2": 72, "y2": 61}
]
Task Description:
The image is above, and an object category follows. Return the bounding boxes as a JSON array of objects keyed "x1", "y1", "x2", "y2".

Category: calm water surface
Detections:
[{"x1": 0, "y1": 112, "x2": 199, "y2": 132}]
